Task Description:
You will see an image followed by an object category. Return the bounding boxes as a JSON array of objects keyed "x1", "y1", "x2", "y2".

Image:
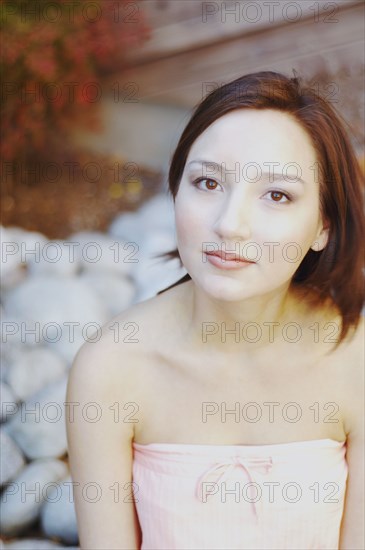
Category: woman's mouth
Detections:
[{"x1": 205, "y1": 251, "x2": 256, "y2": 270}]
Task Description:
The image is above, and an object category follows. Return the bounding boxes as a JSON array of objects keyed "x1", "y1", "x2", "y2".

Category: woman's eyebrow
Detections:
[
  {"x1": 261, "y1": 172, "x2": 307, "y2": 185},
  {"x1": 186, "y1": 159, "x2": 222, "y2": 172},
  {"x1": 187, "y1": 161, "x2": 307, "y2": 185}
]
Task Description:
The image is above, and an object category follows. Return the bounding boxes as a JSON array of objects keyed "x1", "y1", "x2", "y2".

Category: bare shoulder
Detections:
[
  {"x1": 69, "y1": 280, "x2": 189, "y2": 389},
  {"x1": 333, "y1": 314, "x2": 364, "y2": 364},
  {"x1": 335, "y1": 319, "x2": 364, "y2": 548},
  {"x1": 300, "y1": 286, "x2": 363, "y2": 363},
  {"x1": 96, "y1": 279, "x2": 189, "y2": 356},
  {"x1": 299, "y1": 287, "x2": 364, "y2": 437},
  {"x1": 65, "y1": 292, "x2": 184, "y2": 550},
  {"x1": 332, "y1": 316, "x2": 365, "y2": 438}
]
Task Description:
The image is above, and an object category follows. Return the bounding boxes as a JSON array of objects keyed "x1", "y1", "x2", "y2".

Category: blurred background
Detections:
[
  {"x1": 1, "y1": 1, "x2": 364, "y2": 548},
  {"x1": 1, "y1": 0, "x2": 364, "y2": 238}
]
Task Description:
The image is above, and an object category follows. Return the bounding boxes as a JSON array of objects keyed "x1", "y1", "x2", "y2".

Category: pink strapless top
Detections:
[{"x1": 132, "y1": 438, "x2": 348, "y2": 550}]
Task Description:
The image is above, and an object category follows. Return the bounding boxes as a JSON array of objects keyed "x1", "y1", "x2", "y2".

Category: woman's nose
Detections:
[{"x1": 213, "y1": 192, "x2": 252, "y2": 241}]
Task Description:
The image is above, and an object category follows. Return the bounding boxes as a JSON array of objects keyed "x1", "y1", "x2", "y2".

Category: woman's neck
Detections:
[{"x1": 182, "y1": 280, "x2": 313, "y2": 355}]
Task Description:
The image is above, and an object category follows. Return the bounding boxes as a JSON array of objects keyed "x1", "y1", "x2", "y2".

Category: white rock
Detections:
[
  {"x1": 27, "y1": 241, "x2": 80, "y2": 278},
  {"x1": 135, "y1": 259, "x2": 187, "y2": 302},
  {"x1": 69, "y1": 231, "x2": 135, "y2": 277},
  {"x1": 0, "y1": 245, "x2": 27, "y2": 289},
  {"x1": 79, "y1": 272, "x2": 136, "y2": 316},
  {"x1": 0, "y1": 429, "x2": 25, "y2": 487},
  {"x1": 2, "y1": 276, "x2": 109, "y2": 364},
  {"x1": 1, "y1": 336, "x2": 21, "y2": 380},
  {"x1": 3, "y1": 377, "x2": 68, "y2": 460},
  {"x1": 1, "y1": 310, "x2": 36, "y2": 351},
  {"x1": 0, "y1": 226, "x2": 48, "y2": 251},
  {"x1": 0, "y1": 381, "x2": 19, "y2": 423},
  {"x1": 109, "y1": 195, "x2": 176, "y2": 268},
  {"x1": 137, "y1": 193, "x2": 175, "y2": 233},
  {"x1": 0, "y1": 458, "x2": 68, "y2": 536},
  {"x1": 143, "y1": 227, "x2": 177, "y2": 257},
  {"x1": 40, "y1": 475, "x2": 78, "y2": 545},
  {"x1": 0, "y1": 227, "x2": 24, "y2": 290},
  {"x1": 108, "y1": 211, "x2": 144, "y2": 244},
  {"x1": 131, "y1": 225, "x2": 184, "y2": 301},
  {"x1": 5, "y1": 347, "x2": 67, "y2": 402},
  {"x1": 0, "y1": 226, "x2": 47, "y2": 290},
  {"x1": 132, "y1": 229, "x2": 178, "y2": 287}
]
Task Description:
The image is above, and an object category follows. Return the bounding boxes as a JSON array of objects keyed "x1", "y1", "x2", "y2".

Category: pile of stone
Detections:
[{"x1": 0, "y1": 193, "x2": 185, "y2": 548}]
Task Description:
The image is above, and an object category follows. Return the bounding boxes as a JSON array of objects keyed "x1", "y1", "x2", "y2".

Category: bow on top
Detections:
[{"x1": 196, "y1": 455, "x2": 273, "y2": 521}]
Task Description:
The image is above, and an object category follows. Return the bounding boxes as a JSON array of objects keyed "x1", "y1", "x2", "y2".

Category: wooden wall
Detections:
[{"x1": 82, "y1": 0, "x2": 364, "y2": 170}]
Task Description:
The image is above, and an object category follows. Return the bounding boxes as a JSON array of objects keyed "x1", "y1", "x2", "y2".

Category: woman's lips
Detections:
[{"x1": 205, "y1": 251, "x2": 256, "y2": 270}]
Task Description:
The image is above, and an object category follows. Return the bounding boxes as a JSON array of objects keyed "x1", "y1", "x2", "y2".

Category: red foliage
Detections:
[{"x1": 0, "y1": 0, "x2": 150, "y2": 164}]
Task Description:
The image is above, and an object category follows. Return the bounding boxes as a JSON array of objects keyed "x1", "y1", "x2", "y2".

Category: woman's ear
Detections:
[{"x1": 310, "y1": 220, "x2": 330, "y2": 252}]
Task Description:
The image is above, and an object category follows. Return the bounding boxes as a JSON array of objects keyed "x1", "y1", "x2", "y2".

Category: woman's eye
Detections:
[
  {"x1": 191, "y1": 180, "x2": 292, "y2": 203},
  {"x1": 264, "y1": 190, "x2": 292, "y2": 203},
  {"x1": 192, "y1": 178, "x2": 221, "y2": 191}
]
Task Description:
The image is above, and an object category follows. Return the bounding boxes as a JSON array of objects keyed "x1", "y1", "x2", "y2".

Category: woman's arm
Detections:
[
  {"x1": 338, "y1": 318, "x2": 365, "y2": 549},
  {"x1": 66, "y1": 336, "x2": 142, "y2": 550}
]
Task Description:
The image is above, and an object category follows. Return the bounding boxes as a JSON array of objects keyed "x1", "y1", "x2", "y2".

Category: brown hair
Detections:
[{"x1": 155, "y1": 70, "x2": 364, "y2": 347}]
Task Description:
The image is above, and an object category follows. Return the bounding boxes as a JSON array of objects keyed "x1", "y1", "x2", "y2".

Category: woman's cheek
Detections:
[
  {"x1": 176, "y1": 197, "x2": 207, "y2": 233},
  {"x1": 175, "y1": 206, "x2": 201, "y2": 249},
  {"x1": 260, "y1": 207, "x2": 315, "y2": 259}
]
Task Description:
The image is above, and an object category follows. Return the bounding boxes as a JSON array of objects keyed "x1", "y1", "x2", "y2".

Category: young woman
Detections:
[{"x1": 66, "y1": 71, "x2": 364, "y2": 550}]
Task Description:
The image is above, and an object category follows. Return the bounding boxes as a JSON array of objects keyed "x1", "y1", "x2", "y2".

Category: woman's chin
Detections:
[{"x1": 193, "y1": 274, "x2": 261, "y2": 302}]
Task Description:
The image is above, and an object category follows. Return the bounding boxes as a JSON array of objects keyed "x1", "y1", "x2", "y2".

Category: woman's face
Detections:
[{"x1": 174, "y1": 108, "x2": 329, "y2": 301}]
